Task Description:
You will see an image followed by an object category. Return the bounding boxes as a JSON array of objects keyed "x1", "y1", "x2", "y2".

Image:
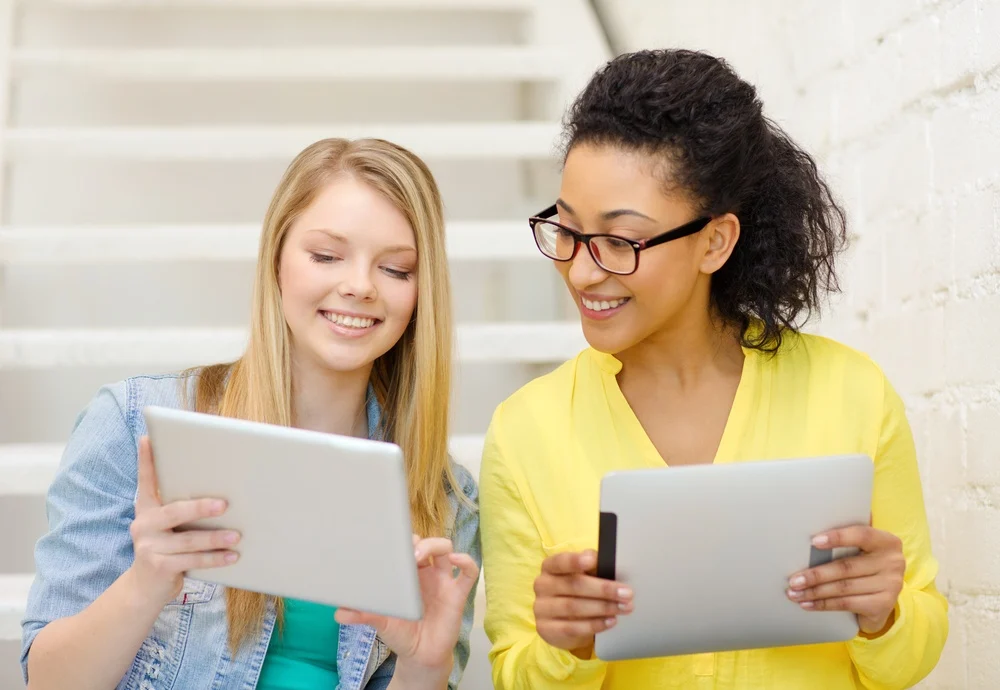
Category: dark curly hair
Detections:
[{"x1": 562, "y1": 49, "x2": 847, "y2": 352}]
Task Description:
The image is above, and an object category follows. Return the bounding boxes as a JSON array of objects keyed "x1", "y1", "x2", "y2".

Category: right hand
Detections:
[
  {"x1": 128, "y1": 436, "x2": 240, "y2": 606},
  {"x1": 533, "y1": 549, "x2": 633, "y2": 658}
]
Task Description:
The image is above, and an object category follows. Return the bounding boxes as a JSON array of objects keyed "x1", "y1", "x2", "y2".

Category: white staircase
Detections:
[{"x1": 0, "y1": 0, "x2": 611, "y2": 686}]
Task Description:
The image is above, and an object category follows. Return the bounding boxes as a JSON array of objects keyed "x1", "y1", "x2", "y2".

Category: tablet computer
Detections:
[
  {"x1": 143, "y1": 405, "x2": 422, "y2": 621},
  {"x1": 595, "y1": 454, "x2": 873, "y2": 661}
]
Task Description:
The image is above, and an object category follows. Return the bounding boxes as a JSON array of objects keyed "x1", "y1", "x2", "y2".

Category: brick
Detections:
[
  {"x1": 842, "y1": 0, "x2": 922, "y2": 47},
  {"x1": 966, "y1": 403, "x2": 1000, "y2": 485},
  {"x1": 858, "y1": 115, "x2": 932, "y2": 218},
  {"x1": 944, "y1": 292, "x2": 1000, "y2": 385},
  {"x1": 917, "y1": 405, "x2": 966, "y2": 497},
  {"x1": 840, "y1": 233, "x2": 884, "y2": 315},
  {"x1": 980, "y1": 0, "x2": 1000, "y2": 73},
  {"x1": 952, "y1": 189, "x2": 1000, "y2": 281},
  {"x1": 917, "y1": 605, "x2": 967, "y2": 689},
  {"x1": 946, "y1": 508, "x2": 1000, "y2": 592},
  {"x1": 939, "y1": 0, "x2": 979, "y2": 88},
  {"x1": 896, "y1": 13, "x2": 943, "y2": 106},
  {"x1": 787, "y1": 2, "x2": 853, "y2": 82},
  {"x1": 965, "y1": 605, "x2": 1000, "y2": 688},
  {"x1": 836, "y1": 40, "x2": 902, "y2": 142},
  {"x1": 930, "y1": 87, "x2": 1000, "y2": 197}
]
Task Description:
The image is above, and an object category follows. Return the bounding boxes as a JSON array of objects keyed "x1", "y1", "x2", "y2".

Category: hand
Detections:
[
  {"x1": 787, "y1": 526, "x2": 906, "y2": 635},
  {"x1": 335, "y1": 536, "x2": 478, "y2": 680},
  {"x1": 128, "y1": 436, "x2": 240, "y2": 607},
  {"x1": 533, "y1": 550, "x2": 633, "y2": 659}
]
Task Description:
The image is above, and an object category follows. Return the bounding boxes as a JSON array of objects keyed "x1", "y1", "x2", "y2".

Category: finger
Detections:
[
  {"x1": 798, "y1": 592, "x2": 888, "y2": 614},
  {"x1": 448, "y1": 553, "x2": 480, "y2": 582},
  {"x1": 543, "y1": 572, "x2": 632, "y2": 603},
  {"x1": 135, "y1": 437, "x2": 161, "y2": 512},
  {"x1": 154, "y1": 498, "x2": 228, "y2": 531},
  {"x1": 539, "y1": 616, "x2": 617, "y2": 642},
  {"x1": 414, "y1": 537, "x2": 454, "y2": 564},
  {"x1": 787, "y1": 574, "x2": 885, "y2": 602},
  {"x1": 812, "y1": 525, "x2": 899, "y2": 553},
  {"x1": 542, "y1": 550, "x2": 595, "y2": 576},
  {"x1": 158, "y1": 529, "x2": 241, "y2": 555},
  {"x1": 335, "y1": 608, "x2": 390, "y2": 634},
  {"x1": 176, "y1": 549, "x2": 239, "y2": 571},
  {"x1": 535, "y1": 596, "x2": 631, "y2": 621},
  {"x1": 789, "y1": 554, "x2": 880, "y2": 590}
]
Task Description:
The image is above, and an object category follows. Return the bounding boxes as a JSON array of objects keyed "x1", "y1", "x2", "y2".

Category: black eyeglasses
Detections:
[{"x1": 528, "y1": 204, "x2": 712, "y2": 275}]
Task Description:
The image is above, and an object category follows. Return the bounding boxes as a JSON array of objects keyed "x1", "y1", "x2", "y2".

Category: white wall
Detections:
[{"x1": 596, "y1": 0, "x2": 1000, "y2": 686}]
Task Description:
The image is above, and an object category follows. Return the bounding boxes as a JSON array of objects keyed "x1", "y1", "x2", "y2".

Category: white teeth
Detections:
[
  {"x1": 582, "y1": 297, "x2": 629, "y2": 312},
  {"x1": 323, "y1": 312, "x2": 375, "y2": 329}
]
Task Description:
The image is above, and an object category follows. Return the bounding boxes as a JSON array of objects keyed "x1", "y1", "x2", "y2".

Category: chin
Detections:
[{"x1": 581, "y1": 327, "x2": 633, "y2": 356}]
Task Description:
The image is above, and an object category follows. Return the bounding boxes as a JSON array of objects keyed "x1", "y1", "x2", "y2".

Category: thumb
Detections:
[{"x1": 335, "y1": 608, "x2": 391, "y2": 634}]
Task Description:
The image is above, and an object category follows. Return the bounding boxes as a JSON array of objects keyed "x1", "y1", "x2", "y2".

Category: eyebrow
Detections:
[
  {"x1": 555, "y1": 199, "x2": 657, "y2": 223},
  {"x1": 305, "y1": 228, "x2": 416, "y2": 255}
]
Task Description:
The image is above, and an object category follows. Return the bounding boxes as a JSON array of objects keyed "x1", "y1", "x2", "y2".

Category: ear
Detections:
[{"x1": 699, "y1": 213, "x2": 740, "y2": 275}]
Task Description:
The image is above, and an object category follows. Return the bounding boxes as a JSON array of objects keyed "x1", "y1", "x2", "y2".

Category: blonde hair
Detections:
[{"x1": 190, "y1": 138, "x2": 458, "y2": 650}]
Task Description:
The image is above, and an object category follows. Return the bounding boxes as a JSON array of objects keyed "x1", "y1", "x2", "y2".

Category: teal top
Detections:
[{"x1": 256, "y1": 599, "x2": 340, "y2": 689}]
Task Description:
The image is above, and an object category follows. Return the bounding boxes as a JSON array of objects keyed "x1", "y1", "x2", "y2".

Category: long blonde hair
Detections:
[{"x1": 190, "y1": 138, "x2": 459, "y2": 650}]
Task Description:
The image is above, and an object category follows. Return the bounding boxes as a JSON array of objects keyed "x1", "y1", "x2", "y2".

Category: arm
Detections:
[
  {"x1": 22, "y1": 385, "x2": 158, "y2": 689},
  {"x1": 846, "y1": 378, "x2": 949, "y2": 688},
  {"x1": 479, "y1": 412, "x2": 609, "y2": 690},
  {"x1": 23, "y1": 386, "x2": 236, "y2": 690}
]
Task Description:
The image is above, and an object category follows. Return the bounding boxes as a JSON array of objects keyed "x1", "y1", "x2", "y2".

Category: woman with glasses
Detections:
[{"x1": 479, "y1": 50, "x2": 946, "y2": 689}]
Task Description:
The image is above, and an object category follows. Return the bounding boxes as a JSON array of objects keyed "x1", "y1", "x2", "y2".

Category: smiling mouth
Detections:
[
  {"x1": 320, "y1": 311, "x2": 381, "y2": 329},
  {"x1": 581, "y1": 296, "x2": 631, "y2": 312}
]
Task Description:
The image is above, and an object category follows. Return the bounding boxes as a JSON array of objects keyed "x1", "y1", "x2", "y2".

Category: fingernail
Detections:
[
  {"x1": 800, "y1": 601, "x2": 815, "y2": 609},
  {"x1": 618, "y1": 602, "x2": 632, "y2": 613},
  {"x1": 617, "y1": 587, "x2": 632, "y2": 600},
  {"x1": 225, "y1": 552, "x2": 238, "y2": 563},
  {"x1": 790, "y1": 576, "x2": 806, "y2": 588},
  {"x1": 605, "y1": 618, "x2": 617, "y2": 628},
  {"x1": 414, "y1": 549, "x2": 422, "y2": 561},
  {"x1": 212, "y1": 500, "x2": 227, "y2": 512},
  {"x1": 812, "y1": 535, "x2": 830, "y2": 547},
  {"x1": 224, "y1": 531, "x2": 240, "y2": 545},
  {"x1": 787, "y1": 589, "x2": 803, "y2": 599}
]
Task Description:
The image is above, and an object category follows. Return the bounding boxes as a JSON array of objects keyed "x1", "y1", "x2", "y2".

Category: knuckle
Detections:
[{"x1": 836, "y1": 578, "x2": 851, "y2": 595}]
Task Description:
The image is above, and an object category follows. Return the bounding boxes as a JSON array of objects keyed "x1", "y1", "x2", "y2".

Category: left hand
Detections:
[
  {"x1": 786, "y1": 525, "x2": 906, "y2": 636},
  {"x1": 335, "y1": 536, "x2": 479, "y2": 677}
]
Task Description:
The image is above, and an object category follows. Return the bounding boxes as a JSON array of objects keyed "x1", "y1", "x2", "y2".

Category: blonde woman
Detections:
[{"x1": 21, "y1": 138, "x2": 480, "y2": 690}]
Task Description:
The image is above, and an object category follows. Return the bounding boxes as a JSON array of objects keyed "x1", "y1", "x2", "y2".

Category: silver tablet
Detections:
[
  {"x1": 143, "y1": 405, "x2": 422, "y2": 621},
  {"x1": 595, "y1": 454, "x2": 873, "y2": 661}
]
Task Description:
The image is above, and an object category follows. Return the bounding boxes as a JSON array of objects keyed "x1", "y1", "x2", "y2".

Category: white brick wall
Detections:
[{"x1": 596, "y1": 0, "x2": 1000, "y2": 686}]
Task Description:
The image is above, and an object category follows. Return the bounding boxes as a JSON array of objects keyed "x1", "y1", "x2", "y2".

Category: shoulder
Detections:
[
  {"x1": 447, "y1": 460, "x2": 479, "y2": 504},
  {"x1": 775, "y1": 330, "x2": 886, "y2": 389},
  {"x1": 490, "y1": 348, "x2": 595, "y2": 432}
]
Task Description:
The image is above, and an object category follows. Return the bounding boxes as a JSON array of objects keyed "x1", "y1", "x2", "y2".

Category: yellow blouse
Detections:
[{"x1": 480, "y1": 331, "x2": 947, "y2": 690}]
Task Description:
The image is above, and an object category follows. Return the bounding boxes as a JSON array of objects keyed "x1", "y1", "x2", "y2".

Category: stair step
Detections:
[
  {"x1": 23, "y1": 0, "x2": 535, "y2": 9},
  {"x1": 0, "y1": 574, "x2": 33, "y2": 642},
  {"x1": 0, "y1": 221, "x2": 540, "y2": 264},
  {"x1": 0, "y1": 435, "x2": 484, "y2": 497},
  {"x1": 13, "y1": 46, "x2": 566, "y2": 82},
  {"x1": 3, "y1": 123, "x2": 560, "y2": 160},
  {"x1": 0, "y1": 323, "x2": 585, "y2": 369}
]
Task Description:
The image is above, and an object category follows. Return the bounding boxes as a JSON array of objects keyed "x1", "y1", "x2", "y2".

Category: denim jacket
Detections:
[{"x1": 21, "y1": 372, "x2": 481, "y2": 690}]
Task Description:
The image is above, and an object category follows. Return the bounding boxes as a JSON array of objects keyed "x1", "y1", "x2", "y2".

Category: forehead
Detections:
[
  {"x1": 291, "y1": 176, "x2": 416, "y2": 248},
  {"x1": 560, "y1": 144, "x2": 693, "y2": 220}
]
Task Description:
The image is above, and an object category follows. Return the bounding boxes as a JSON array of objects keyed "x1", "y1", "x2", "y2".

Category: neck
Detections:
[
  {"x1": 616, "y1": 308, "x2": 745, "y2": 391},
  {"x1": 289, "y1": 352, "x2": 372, "y2": 438}
]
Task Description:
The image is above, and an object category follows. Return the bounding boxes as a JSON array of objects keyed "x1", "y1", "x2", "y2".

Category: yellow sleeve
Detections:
[
  {"x1": 848, "y1": 376, "x2": 949, "y2": 689},
  {"x1": 480, "y1": 406, "x2": 609, "y2": 690}
]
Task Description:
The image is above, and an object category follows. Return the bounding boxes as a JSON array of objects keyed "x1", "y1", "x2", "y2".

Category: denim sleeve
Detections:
[
  {"x1": 20, "y1": 382, "x2": 139, "y2": 684},
  {"x1": 447, "y1": 466, "x2": 482, "y2": 690}
]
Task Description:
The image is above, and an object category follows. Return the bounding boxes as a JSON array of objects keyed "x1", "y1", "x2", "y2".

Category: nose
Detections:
[
  {"x1": 566, "y1": 241, "x2": 608, "y2": 289},
  {"x1": 337, "y1": 261, "x2": 377, "y2": 302}
]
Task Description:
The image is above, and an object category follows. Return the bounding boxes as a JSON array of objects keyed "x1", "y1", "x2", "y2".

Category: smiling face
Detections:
[
  {"x1": 554, "y1": 143, "x2": 737, "y2": 356},
  {"x1": 278, "y1": 175, "x2": 418, "y2": 377}
]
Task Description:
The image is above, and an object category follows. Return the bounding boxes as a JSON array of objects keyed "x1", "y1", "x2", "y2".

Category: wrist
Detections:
[
  {"x1": 391, "y1": 657, "x2": 452, "y2": 689},
  {"x1": 122, "y1": 565, "x2": 177, "y2": 611}
]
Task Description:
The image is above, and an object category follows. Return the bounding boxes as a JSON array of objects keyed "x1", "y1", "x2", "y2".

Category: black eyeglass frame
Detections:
[{"x1": 528, "y1": 204, "x2": 712, "y2": 275}]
